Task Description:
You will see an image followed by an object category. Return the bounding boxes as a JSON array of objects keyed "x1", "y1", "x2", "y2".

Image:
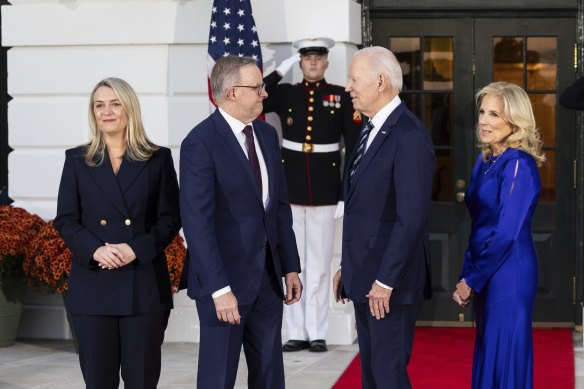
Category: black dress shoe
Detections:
[
  {"x1": 282, "y1": 339, "x2": 310, "y2": 352},
  {"x1": 309, "y1": 339, "x2": 328, "y2": 352}
]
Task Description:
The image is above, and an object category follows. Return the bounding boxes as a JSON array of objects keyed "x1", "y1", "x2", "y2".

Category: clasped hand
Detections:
[
  {"x1": 93, "y1": 243, "x2": 136, "y2": 269},
  {"x1": 452, "y1": 279, "x2": 472, "y2": 307}
]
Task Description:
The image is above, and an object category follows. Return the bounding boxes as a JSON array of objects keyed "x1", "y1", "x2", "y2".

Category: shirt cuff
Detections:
[
  {"x1": 212, "y1": 286, "x2": 231, "y2": 298},
  {"x1": 375, "y1": 280, "x2": 393, "y2": 290}
]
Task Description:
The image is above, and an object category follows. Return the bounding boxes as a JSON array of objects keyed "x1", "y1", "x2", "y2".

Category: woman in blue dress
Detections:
[{"x1": 453, "y1": 82, "x2": 546, "y2": 388}]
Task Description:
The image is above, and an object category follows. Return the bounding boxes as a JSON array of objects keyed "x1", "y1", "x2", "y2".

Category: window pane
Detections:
[
  {"x1": 423, "y1": 37, "x2": 454, "y2": 90},
  {"x1": 433, "y1": 149, "x2": 453, "y2": 202},
  {"x1": 391, "y1": 37, "x2": 421, "y2": 91},
  {"x1": 527, "y1": 37, "x2": 557, "y2": 90},
  {"x1": 493, "y1": 37, "x2": 524, "y2": 87},
  {"x1": 529, "y1": 93, "x2": 556, "y2": 147},
  {"x1": 539, "y1": 150, "x2": 556, "y2": 202},
  {"x1": 424, "y1": 93, "x2": 453, "y2": 146}
]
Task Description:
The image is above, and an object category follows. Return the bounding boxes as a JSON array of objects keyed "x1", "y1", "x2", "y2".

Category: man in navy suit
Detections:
[
  {"x1": 333, "y1": 47, "x2": 434, "y2": 388},
  {"x1": 180, "y1": 56, "x2": 302, "y2": 388}
]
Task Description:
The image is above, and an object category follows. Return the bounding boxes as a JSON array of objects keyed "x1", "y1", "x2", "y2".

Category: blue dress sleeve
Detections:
[
  {"x1": 458, "y1": 154, "x2": 483, "y2": 281},
  {"x1": 459, "y1": 248, "x2": 472, "y2": 281},
  {"x1": 464, "y1": 157, "x2": 539, "y2": 293}
]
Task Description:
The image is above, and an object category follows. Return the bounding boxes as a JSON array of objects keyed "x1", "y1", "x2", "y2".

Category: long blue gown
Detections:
[{"x1": 459, "y1": 148, "x2": 541, "y2": 389}]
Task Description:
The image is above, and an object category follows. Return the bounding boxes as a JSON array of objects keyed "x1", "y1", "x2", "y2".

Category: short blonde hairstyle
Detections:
[
  {"x1": 476, "y1": 82, "x2": 545, "y2": 166},
  {"x1": 84, "y1": 77, "x2": 158, "y2": 166}
]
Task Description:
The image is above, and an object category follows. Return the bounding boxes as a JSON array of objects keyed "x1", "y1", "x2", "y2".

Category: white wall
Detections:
[{"x1": 2, "y1": 0, "x2": 360, "y2": 344}]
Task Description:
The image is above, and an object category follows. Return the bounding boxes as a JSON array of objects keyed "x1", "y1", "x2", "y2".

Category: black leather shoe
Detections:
[
  {"x1": 309, "y1": 339, "x2": 328, "y2": 352},
  {"x1": 282, "y1": 339, "x2": 310, "y2": 352}
]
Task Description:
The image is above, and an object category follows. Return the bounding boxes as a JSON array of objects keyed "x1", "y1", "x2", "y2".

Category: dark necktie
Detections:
[
  {"x1": 349, "y1": 120, "x2": 374, "y2": 185},
  {"x1": 242, "y1": 125, "x2": 263, "y2": 192}
]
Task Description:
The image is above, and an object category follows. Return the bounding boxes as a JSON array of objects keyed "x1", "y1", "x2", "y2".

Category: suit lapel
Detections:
[
  {"x1": 346, "y1": 103, "x2": 406, "y2": 200},
  {"x1": 117, "y1": 157, "x2": 148, "y2": 194},
  {"x1": 86, "y1": 152, "x2": 131, "y2": 217},
  {"x1": 212, "y1": 112, "x2": 264, "y2": 205}
]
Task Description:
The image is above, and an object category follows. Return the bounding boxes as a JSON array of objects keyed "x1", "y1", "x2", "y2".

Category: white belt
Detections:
[{"x1": 282, "y1": 139, "x2": 340, "y2": 153}]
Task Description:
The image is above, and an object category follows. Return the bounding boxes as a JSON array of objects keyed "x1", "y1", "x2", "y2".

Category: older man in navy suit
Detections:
[
  {"x1": 180, "y1": 55, "x2": 302, "y2": 389},
  {"x1": 333, "y1": 47, "x2": 434, "y2": 388}
]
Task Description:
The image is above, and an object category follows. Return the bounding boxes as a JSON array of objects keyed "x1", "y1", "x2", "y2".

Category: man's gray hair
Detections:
[
  {"x1": 211, "y1": 56, "x2": 258, "y2": 103},
  {"x1": 354, "y1": 47, "x2": 403, "y2": 93}
]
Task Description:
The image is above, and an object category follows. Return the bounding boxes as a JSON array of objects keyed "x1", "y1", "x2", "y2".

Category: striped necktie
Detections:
[{"x1": 349, "y1": 120, "x2": 374, "y2": 185}]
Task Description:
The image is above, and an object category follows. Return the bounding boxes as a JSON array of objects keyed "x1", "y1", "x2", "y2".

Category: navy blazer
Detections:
[
  {"x1": 341, "y1": 102, "x2": 434, "y2": 305},
  {"x1": 180, "y1": 110, "x2": 300, "y2": 307},
  {"x1": 54, "y1": 146, "x2": 181, "y2": 315}
]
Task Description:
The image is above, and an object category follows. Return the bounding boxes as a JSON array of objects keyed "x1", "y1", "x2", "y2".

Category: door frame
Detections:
[
  {"x1": 574, "y1": 0, "x2": 584, "y2": 329},
  {"x1": 0, "y1": 1, "x2": 11, "y2": 205},
  {"x1": 367, "y1": 0, "x2": 583, "y2": 327},
  {"x1": 369, "y1": 12, "x2": 580, "y2": 325}
]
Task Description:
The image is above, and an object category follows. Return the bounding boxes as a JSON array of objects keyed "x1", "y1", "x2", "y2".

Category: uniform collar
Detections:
[{"x1": 302, "y1": 78, "x2": 327, "y2": 88}]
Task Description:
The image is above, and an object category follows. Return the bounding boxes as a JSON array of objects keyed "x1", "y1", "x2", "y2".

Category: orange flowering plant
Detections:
[
  {"x1": 164, "y1": 233, "x2": 188, "y2": 293},
  {"x1": 23, "y1": 221, "x2": 71, "y2": 294},
  {"x1": 0, "y1": 205, "x2": 46, "y2": 287},
  {"x1": 24, "y1": 221, "x2": 187, "y2": 294}
]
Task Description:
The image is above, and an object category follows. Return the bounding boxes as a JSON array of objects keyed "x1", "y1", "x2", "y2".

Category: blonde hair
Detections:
[
  {"x1": 475, "y1": 82, "x2": 545, "y2": 166},
  {"x1": 84, "y1": 77, "x2": 158, "y2": 166}
]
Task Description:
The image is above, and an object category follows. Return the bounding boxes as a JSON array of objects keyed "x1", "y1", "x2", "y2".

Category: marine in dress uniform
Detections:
[{"x1": 263, "y1": 37, "x2": 361, "y2": 352}]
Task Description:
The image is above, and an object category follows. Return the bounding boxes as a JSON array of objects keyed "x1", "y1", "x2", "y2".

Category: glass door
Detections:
[
  {"x1": 475, "y1": 19, "x2": 576, "y2": 323},
  {"x1": 372, "y1": 17, "x2": 576, "y2": 324},
  {"x1": 373, "y1": 19, "x2": 476, "y2": 322}
]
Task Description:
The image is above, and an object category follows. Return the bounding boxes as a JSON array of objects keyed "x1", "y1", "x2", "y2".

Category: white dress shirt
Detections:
[{"x1": 365, "y1": 95, "x2": 401, "y2": 151}]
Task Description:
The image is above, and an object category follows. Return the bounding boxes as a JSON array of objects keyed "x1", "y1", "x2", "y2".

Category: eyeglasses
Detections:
[{"x1": 232, "y1": 83, "x2": 266, "y2": 96}]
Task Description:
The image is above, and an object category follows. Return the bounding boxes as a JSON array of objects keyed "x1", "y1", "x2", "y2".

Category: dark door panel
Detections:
[
  {"x1": 373, "y1": 19, "x2": 475, "y2": 322},
  {"x1": 372, "y1": 17, "x2": 576, "y2": 324},
  {"x1": 475, "y1": 18, "x2": 575, "y2": 323}
]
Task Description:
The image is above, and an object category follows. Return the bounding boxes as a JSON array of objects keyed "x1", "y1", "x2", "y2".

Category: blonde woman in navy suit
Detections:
[{"x1": 54, "y1": 77, "x2": 181, "y2": 389}]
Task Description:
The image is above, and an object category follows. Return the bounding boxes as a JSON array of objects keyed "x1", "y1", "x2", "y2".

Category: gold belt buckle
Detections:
[{"x1": 303, "y1": 143, "x2": 313, "y2": 153}]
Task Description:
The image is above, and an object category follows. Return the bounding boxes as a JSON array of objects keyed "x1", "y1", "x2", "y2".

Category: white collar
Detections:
[
  {"x1": 369, "y1": 95, "x2": 401, "y2": 130},
  {"x1": 218, "y1": 107, "x2": 252, "y2": 135}
]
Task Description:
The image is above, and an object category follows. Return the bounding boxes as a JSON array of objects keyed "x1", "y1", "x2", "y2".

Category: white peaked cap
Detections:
[{"x1": 292, "y1": 37, "x2": 335, "y2": 54}]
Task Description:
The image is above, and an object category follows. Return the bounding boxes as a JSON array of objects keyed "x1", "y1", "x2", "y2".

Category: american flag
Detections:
[{"x1": 207, "y1": 0, "x2": 263, "y2": 111}]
